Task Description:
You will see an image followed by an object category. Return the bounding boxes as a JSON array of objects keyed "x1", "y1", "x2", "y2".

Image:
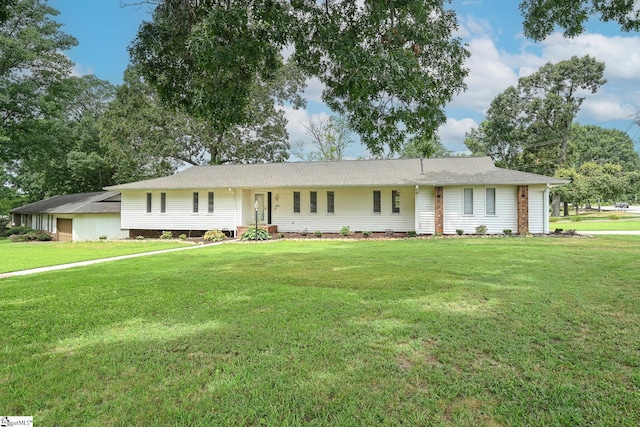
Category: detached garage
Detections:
[{"x1": 10, "y1": 191, "x2": 128, "y2": 241}]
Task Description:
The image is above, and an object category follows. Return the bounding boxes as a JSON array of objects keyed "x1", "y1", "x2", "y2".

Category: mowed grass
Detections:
[
  {"x1": 0, "y1": 240, "x2": 195, "y2": 273},
  {"x1": 554, "y1": 219, "x2": 640, "y2": 231},
  {"x1": 2, "y1": 237, "x2": 639, "y2": 426}
]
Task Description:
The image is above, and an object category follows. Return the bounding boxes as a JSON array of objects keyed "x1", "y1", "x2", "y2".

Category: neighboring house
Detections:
[
  {"x1": 10, "y1": 191, "x2": 128, "y2": 241},
  {"x1": 106, "y1": 157, "x2": 567, "y2": 237}
]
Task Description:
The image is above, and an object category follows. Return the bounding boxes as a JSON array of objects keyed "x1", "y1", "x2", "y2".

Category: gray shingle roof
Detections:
[
  {"x1": 106, "y1": 157, "x2": 567, "y2": 191},
  {"x1": 11, "y1": 191, "x2": 121, "y2": 214}
]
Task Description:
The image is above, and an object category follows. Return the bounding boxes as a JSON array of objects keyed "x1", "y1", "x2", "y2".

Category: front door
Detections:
[{"x1": 254, "y1": 193, "x2": 267, "y2": 224}]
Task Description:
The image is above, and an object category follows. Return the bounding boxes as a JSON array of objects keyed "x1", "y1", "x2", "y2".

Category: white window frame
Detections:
[
  {"x1": 485, "y1": 187, "x2": 496, "y2": 216},
  {"x1": 463, "y1": 188, "x2": 474, "y2": 215}
]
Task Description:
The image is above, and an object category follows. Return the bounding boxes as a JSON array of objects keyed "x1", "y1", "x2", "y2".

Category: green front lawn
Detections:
[
  {"x1": 0, "y1": 240, "x2": 195, "y2": 273},
  {"x1": 553, "y1": 219, "x2": 640, "y2": 231},
  {"x1": 2, "y1": 238, "x2": 639, "y2": 425}
]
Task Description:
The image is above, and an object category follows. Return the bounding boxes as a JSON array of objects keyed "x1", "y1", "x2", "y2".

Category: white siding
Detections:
[
  {"x1": 417, "y1": 187, "x2": 435, "y2": 234},
  {"x1": 271, "y1": 187, "x2": 415, "y2": 233},
  {"x1": 528, "y1": 185, "x2": 546, "y2": 233},
  {"x1": 120, "y1": 190, "x2": 239, "y2": 232},
  {"x1": 72, "y1": 214, "x2": 129, "y2": 241},
  {"x1": 443, "y1": 186, "x2": 517, "y2": 234}
]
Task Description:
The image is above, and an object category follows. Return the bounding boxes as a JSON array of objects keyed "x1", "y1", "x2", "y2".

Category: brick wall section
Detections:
[
  {"x1": 517, "y1": 185, "x2": 529, "y2": 234},
  {"x1": 435, "y1": 187, "x2": 444, "y2": 234}
]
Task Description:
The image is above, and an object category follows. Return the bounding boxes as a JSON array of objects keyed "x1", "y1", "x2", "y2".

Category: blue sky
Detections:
[{"x1": 49, "y1": 0, "x2": 640, "y2": 156}]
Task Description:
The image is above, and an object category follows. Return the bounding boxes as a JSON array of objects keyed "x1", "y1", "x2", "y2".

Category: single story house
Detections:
[
  {"x1": 10, "y1": 191, "x2": 128, "y2": 241},
  {"x1": 105, "y1": 157, "x2": 567, "y2": 237}
]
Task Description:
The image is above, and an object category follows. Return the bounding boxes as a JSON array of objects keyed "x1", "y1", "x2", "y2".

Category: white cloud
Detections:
[
  {"x1": 438, "y1": 117, "x2": 478, "y2": 152},
  {"x1": 71, "y1": 62, "x2": 94, "y2": 78},
  {"x1": 449, "y1": 37, "x2": 518, "y2": 114}
]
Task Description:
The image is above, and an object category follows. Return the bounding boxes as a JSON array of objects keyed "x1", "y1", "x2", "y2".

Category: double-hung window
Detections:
[
  {"x1": 293, "y1": 191, "x2": 301, "y2": 213},
  {"x1": 310, "y1": 191, "x2": 317, "y2": 214},
  {"x1": 485, "y1": 188, "x2": 496, "y2": 215},
  {"x1": 208, "y1": 192, "x2": 214, "y2": 214},
  {"x1": 193, "y1": 192, "x2": 199, "y2": 213},
  {"x1": 327, "y1": 191, "x2": 334, "y2": 214},
  {"x1": 463, "y1": 188, "x2": 473, "y2": 215},
  {"x1": 160, "y1": 192, "x2": 166, "y2": 213},
  {"x1": 391, "y1": 190, "x2": 400, "y2": 214},
  {"x1": 373, "y1": 190, "x2": 381, "y2": 214},
  {"x1": 146, "y1": 193, "x2": 152, "y2": 213}
]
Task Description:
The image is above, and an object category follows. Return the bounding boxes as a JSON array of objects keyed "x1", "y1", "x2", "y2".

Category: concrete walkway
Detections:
[{"x1": 0, "y1": 241, "x2": 229, "y2": 279}]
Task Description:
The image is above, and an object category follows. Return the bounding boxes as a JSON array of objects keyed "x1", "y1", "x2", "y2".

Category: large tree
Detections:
[
  {"x1": 566, "y1": 124, "x2": 640, "y2": 171},
  {"x1": 465, "y1": 55, "x2": 606, "y2": 175},
  {"x1": 520, "y1": 0, "x2": 640, "y2": 41},
  {"x1": 129, "y1": 0, "x2": 469, "y2": 156},
  {"x1": 290, "y1": 115, "x2": 354, "y2": 162},
  {"x1": 0, "y1": 0, "x2": 77, "y2": 163},
  {"x1": 7, "y1": 75, "x2": 117, "y2": 199},
  {"x1": 100, "y1": 65, "x2": 303, "y2": 183}
]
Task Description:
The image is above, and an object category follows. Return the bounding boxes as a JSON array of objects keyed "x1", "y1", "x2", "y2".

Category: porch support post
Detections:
[
  {"x1": 435, "y1": 187, "x2": 444, "y2": 234},
  {"x1": 517, "y1": 185, "x2": 529, "y2": 234}
]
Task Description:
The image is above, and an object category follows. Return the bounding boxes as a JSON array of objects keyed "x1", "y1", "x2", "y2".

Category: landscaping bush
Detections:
[
  {"x1": 1, "y1": 226, "x2": 34, "y2": 237},
  {"x1": 160, "y1": 230, "x2": 173, "y2": 239},
  {"x1": 203, "y1": 229, "x2": 226, "y2": 242},
  {"x1": 314, "y1": 230, "x2": 322, "y2": 238},
  {"x1": 503, "y1": 229, "x2": 512, "y2": 235},
  {"x1": 241, "y1": 227, "x2": 271, "y2": 241},
  {"x1": 9, "y1": 230, "x2": 52, "y2": 242},
  {"x1": 475, "y1": 225, "x2": 487, "y2": 235},
  {"x1": 407, "y1": 230, "x2": 417, "y2": 237},
  {"x1": 339, "y1": 226, "x2": 351, "y2": 237},
  {"x1": 384, "y1": 229, "x2": 394, "y2": 237},
  {"x1": 456, "y1": 229, "x2": 464, "y2": 235},
  {"x1": 362, "y1": 231, "x2": 372, "y2": 238}
]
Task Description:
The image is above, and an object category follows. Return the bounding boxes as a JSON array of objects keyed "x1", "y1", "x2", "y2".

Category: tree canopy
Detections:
[
  {"x1": 129, "y1": 0, "x2": 469, "y2": 155},
  {"x1": 465, "y1": 55, "x2": 606, "y2": 176},
  {"x1": 520, "y1": 0, "x2": 640, "y2": 40}
]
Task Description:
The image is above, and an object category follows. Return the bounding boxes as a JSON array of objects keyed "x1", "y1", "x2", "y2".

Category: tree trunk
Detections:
[
  {"x1": 551, "y1": 193, "x2": 561, "y2": 217},
  {"x1": 563, "y1": 201, "x2": 569, "y2": 217}
]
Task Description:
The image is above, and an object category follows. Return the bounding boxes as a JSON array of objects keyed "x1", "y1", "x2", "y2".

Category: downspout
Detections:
[
  {"x1": 544, "y1": 184, "x2": 550, "y2": 234},
  {"x1": 414, "y1": 185, "x2": 420, "y2": 234}
]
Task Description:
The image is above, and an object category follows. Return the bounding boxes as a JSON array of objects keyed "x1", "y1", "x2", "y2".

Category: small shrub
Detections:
[
  {"x1": 570, "y1": 215, "x2": 583, "y2": 222},
  {"x1": 277, "y1": 232, "x2": 285, "y2": 239},
  {"x1": 503, "y1": 229, "x2": 512, "y2": 235},
  {"x1": 407, "y1": 230, "x2": 417, "y2": 237},
  {"x1": 9, "y1": 230, "x2": 52, "y2": 242},
  {"x1": 1, "y1": 226, "x2": 34, "y2": 237},
  {"x1": 362, "y1": 230, "x2": 372, "y2": 237},
  {"x1": 384, "y1": 229, "x2": 394, "y2": 237},
  {"x1": 339, "y1": 226, "x2": 351, "y2": 237},
  {"x1": 314, "y1": 230, "x2": 323, "y2": 238},
  {"x1": 475, "y1": 225, "x2": 487, "y2": 235},
  {"x1": 135, "y1": 235, "x2": 145, "y2": 240},
  {"x1": 160, "y1": 230, "x2": 173, "y2": 239},
  {"x1": 99, "y1": 235, "x2": 107, "y2": 241},
  {"x1": 179, "y1": 233, "x2": 188, "y2": 240},
  {"x1": 456, "y1": 229, "x2": 464, "y2": 236},
  {"x1": 203, "y1": 229, "x2": 226, "y2": 242},
  {"x1": 554, "y1": 228, "x2": 564, "y2": 234},
  {"x1": 241, "y1": 227, "x2": 271, "y2": 241}
]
